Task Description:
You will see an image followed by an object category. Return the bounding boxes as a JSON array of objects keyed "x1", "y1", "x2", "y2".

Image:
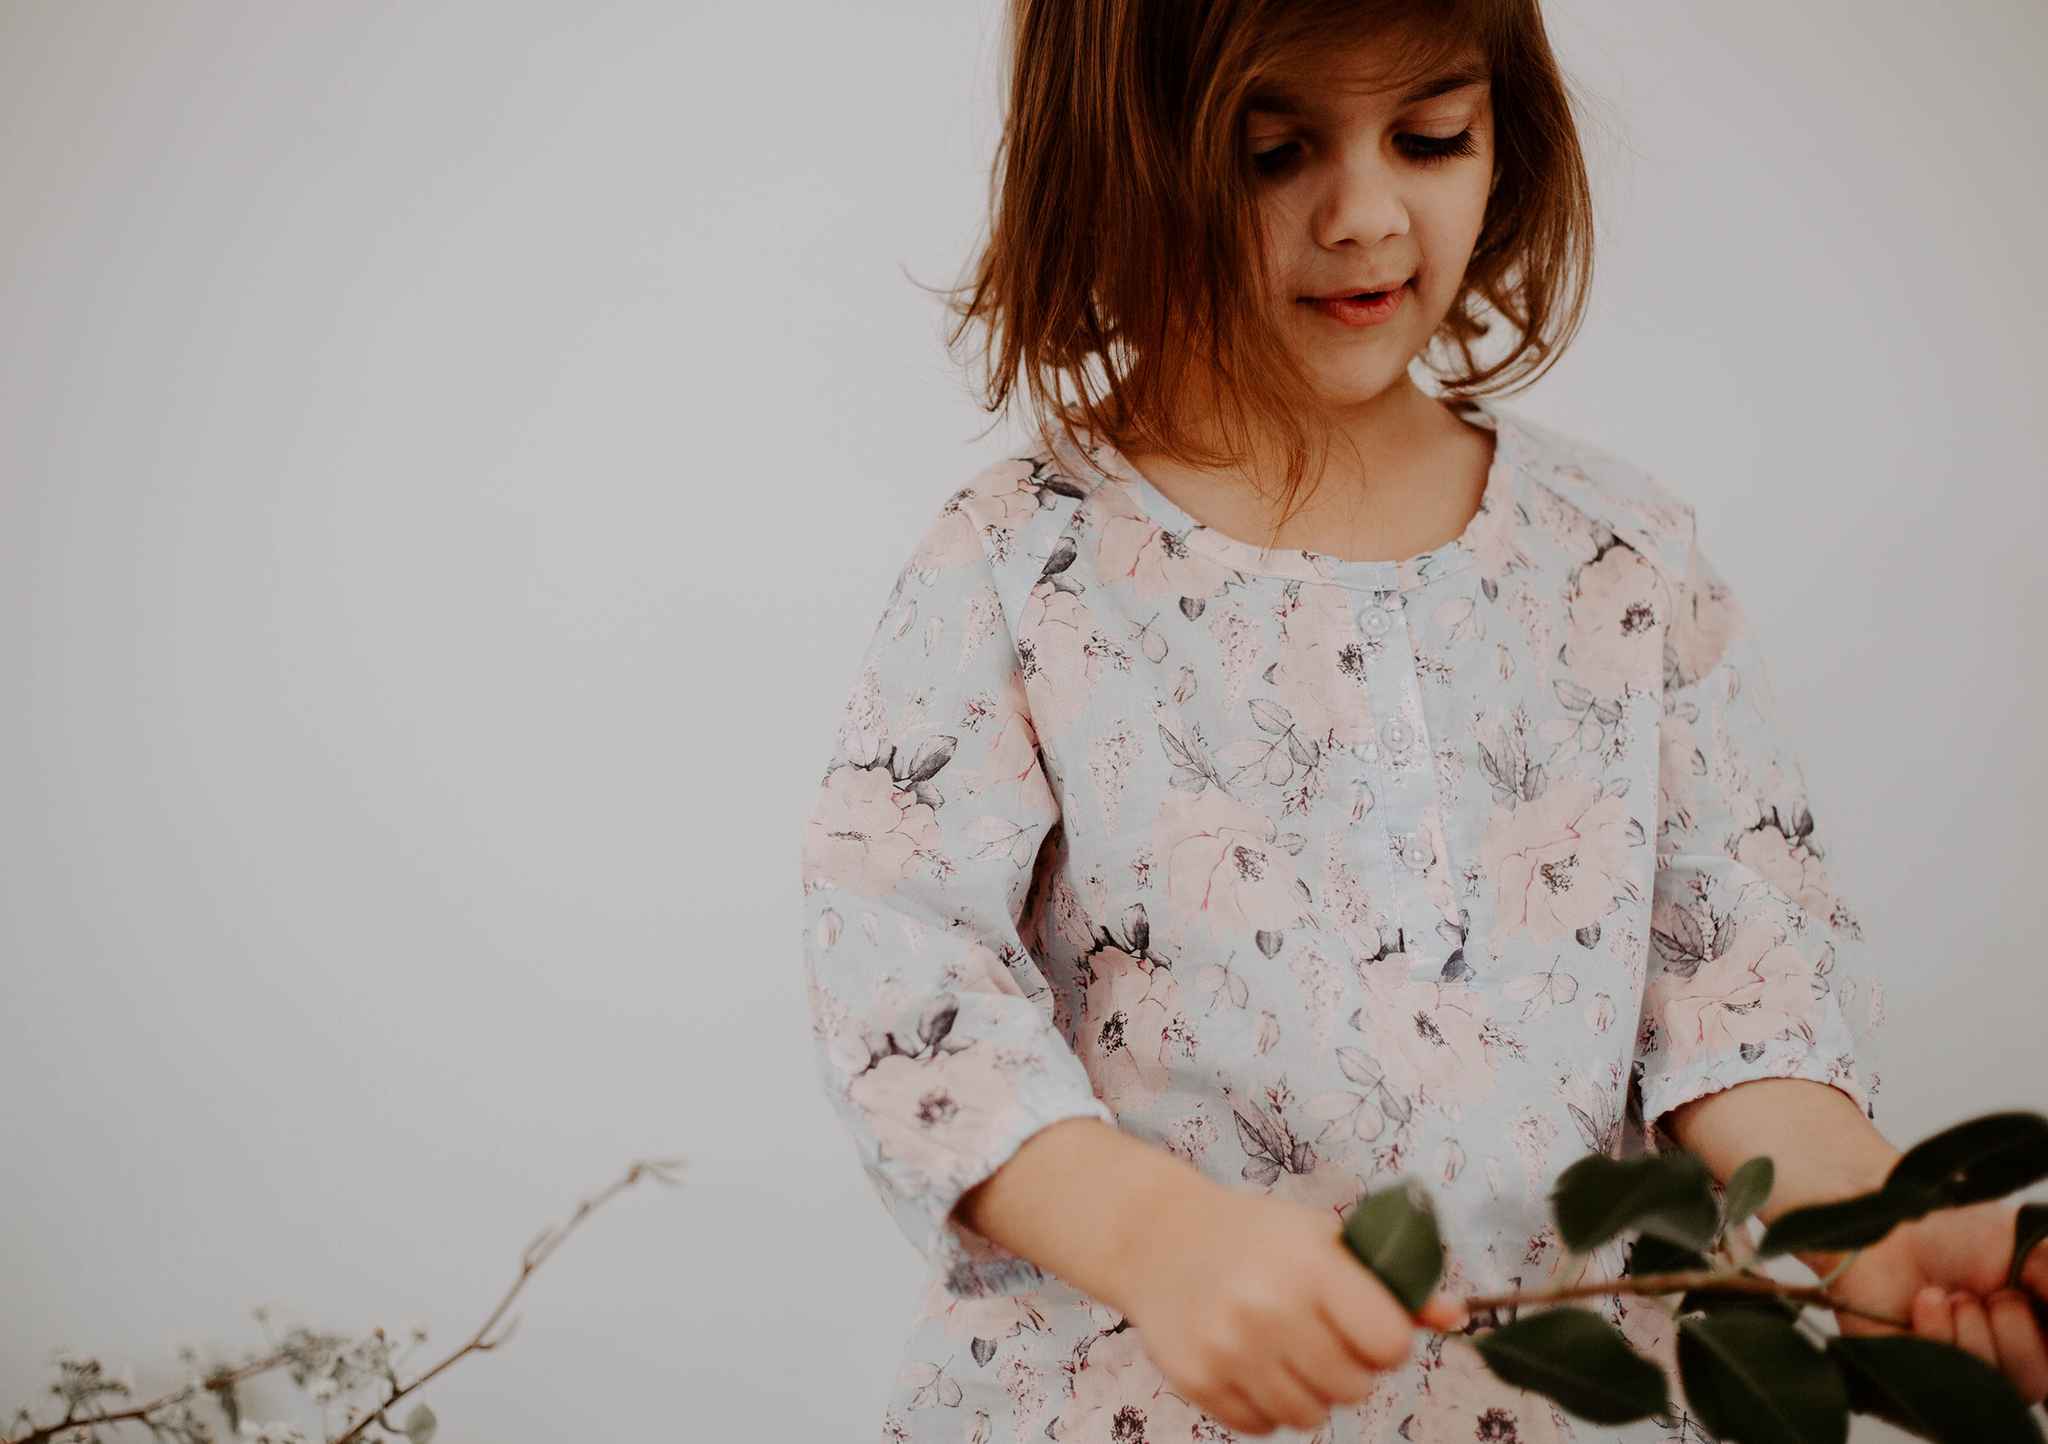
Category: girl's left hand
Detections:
[{"x1": 1824, "y1": 1199, "x2": 2048, "y2": 1403}]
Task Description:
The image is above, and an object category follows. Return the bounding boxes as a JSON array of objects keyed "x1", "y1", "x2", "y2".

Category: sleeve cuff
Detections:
[
  {"x1": 904, "y1": 1091, "x2": 1117, "y2": 1301},
  {"x1": 1638, "y1": 1035, "x2": 1872, "y2": 1140}
]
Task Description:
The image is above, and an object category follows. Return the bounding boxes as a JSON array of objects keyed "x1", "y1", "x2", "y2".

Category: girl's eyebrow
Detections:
[
  {"x1": 1397, "y1": 66, "x2": 1491, "y2": 105},
  {"x1": 1247, "y1": 65, "x2": 1489, "y2": 117}
]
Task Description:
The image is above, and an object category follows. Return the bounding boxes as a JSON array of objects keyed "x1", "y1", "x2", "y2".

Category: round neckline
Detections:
[{"x1": 1065, "y1": 399, "x2": 1518, "y2": 595}]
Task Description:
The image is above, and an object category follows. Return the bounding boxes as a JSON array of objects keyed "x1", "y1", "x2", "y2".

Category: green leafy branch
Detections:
[
  {"x1": 1344, "y1": 1111, "x2": 2048, "y2": 1444},
  {"x1": 4, "y1": 1159, "x2": 683, "y2": 1444}
]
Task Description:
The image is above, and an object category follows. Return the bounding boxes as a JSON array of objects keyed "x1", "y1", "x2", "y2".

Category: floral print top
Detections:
[{"x1": 799, "y1": 401, "x2": 1881, "y2": 1443}]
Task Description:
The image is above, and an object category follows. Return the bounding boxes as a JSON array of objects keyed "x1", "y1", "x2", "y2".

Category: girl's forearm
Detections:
[
  {"x1": 953, "y1": 1116, "x2": 1211, "y2": 1314},
  {"x1": 963, "y1": 1082, "x2": 1898, "y2": 1315},
  {"x1": 1665, "y1": 1077, "x2": 1900, "y2": 1271}
]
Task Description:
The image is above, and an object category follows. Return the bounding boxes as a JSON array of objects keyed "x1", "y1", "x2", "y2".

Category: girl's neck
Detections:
[{"x1": 1121, "y1": 377, "x2": 1495, "y2": 565}]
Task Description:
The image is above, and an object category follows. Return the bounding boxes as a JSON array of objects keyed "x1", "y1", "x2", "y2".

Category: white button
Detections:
[
  {"x1": 1382, "y1": 718, "x2": 1413, "y2": 754},
  {"x1": 1360, "y1": 605, "x2": 1393, "y2": 638},
  {"x1": 1402, "y1": 838, "x2": 1431, "y2": 871}
]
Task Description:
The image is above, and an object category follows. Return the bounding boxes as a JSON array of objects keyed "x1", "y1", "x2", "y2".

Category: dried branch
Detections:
[
  {"x1": 5, "y1": 1355, "x2": 282, "y2": 1444},
  {"x1": 329, "y1": 1157, "x2": 680, "y2": 1444},
  {"x1": 3, "y1": 1158, "x2": 683, "y2": 1444}
]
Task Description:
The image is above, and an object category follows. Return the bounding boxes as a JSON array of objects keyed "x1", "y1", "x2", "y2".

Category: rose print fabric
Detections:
[{"x1": 799, "y1": 402, "x2": 1881, "y2": 1443}]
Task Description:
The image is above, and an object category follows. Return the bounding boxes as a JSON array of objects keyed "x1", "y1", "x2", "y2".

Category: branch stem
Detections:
[
  {"x1": 4, "y1": 1355, "x2": 284, "y2": 1444},
  {"x1": 3, "y1": 1160, "x2": 672, "y2": 1444},
  {"x1": 1454, "y1": 1268, "x2": 1907, "y2": 1330},
  {"x1": 328, "y1": 1161, "x2": 657, "y2": 1444}
]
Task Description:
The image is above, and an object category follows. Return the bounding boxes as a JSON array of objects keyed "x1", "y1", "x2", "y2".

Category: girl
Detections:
[{"x1": 800, "y1": 0, "x2": 2048, "y2": 1438}]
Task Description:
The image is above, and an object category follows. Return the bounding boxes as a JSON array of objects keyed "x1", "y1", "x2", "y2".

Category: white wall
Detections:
[{"x1": 0, "y1": 3, "x2": 2040, "y2": 1441}]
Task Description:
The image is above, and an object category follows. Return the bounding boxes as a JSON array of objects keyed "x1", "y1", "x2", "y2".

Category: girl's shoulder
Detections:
[
  {"x1": 1484, "y1": 402, "x2": 1703, "y2": 570},
  {"x1": 899, "y1": 438, "x2": 1109, "y2": 584}
]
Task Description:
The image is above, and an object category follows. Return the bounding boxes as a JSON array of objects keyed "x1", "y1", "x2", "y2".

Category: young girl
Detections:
[{"x1": 800, "y1": 0, "x2": 2048, "y2": 1438}]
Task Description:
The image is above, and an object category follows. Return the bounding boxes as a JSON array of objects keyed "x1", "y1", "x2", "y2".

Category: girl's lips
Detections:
[{"x1": 1302, "y1": 285, "x2": 1406, "y2": 327}]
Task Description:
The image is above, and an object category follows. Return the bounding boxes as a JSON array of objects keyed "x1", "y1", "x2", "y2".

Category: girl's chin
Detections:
[{"x1": 1303, "y1": 359, "x2": 1420, "y2": 409}]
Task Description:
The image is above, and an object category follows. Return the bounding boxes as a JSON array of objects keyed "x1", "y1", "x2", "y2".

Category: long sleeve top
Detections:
[{"x1": 798, "y1": 401, "x2": 1881, "y2": 1444}]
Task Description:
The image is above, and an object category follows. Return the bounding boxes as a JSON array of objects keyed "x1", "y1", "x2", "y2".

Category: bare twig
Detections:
[
  {"x1": 1454, "y1": 1268, "x2": 1908, "y2": 1331},
  {"x1": 3, "y1": 1158, "x2": 683, "y2": 1444},
  {"x1": 329, "y1": 1157, "x2": 680, "y2": 1444}
]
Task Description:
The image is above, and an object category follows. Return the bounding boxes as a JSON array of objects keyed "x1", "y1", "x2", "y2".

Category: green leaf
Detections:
[
  {"x1": 1756, "y1": 1114, "x2": 2048, "y2": 1263},
  {"x1": 1829, "y1": 1335, "x2": 2045, "y2": 1444},
  {"x1": 1721, "y1": 1156, "x2": 1775, "y2": 1233},
  {"x1": 1886, "y1": 1112, "x2": 2048, "y2": 1210},
  {"x1": 1472, "y1": 1307, "x2": 1670, "y2": 1424},
  {"x1": 2012, "y1": 1202, "x2": 2048, "y2": 1290},
  {"x1": 1679, "y1": 1286, "x2": 1803, "y2": 1322},
  {"x1": 1550, "y1": 1151, "x2": 1721, "y2": 1253},
  {"x1": 1753, "y1": 1187, "x2": 1923, "y2": 1260},
  {"x1": 1341, "y1": 1180, "x2": 1443, "y2": 1315},
  {"x1": 1626, "y1": 1232, "x2": 1710, "y2": 1280},
  {"x1": 1677, "y1": 1312, "x2": 1848, "y2": 1444},
  {"x1": 403, "y1": 1403, "x2": 437, "y2": 1444}
]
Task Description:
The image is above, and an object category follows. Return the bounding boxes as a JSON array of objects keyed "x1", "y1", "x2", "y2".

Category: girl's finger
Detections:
[
  {"x1": 1293, "y1": 1309, "x2": 1381, "y2": 1403},
  {"x1": 1987, "y1": 1290, "x2": 2048, "y2": 1404},
  {"x1": 1911, "y1": 1285, "x2": 1954, "y2": 1344},
  {"x1": 2024, "y1": 1236, "x2": 2048, "y2": 1299},
  {"x1": 1952, "y1": 1292, "x2": 1999, "y2": 1369},
  {"x1": 1206, "y1": 1386, "x2": 1276, "y2": 1438},
  {"x1": 1417, "y1": 1291, "x2": 1469, "y2": 1332},
  {"x1": 1243, "y1": 1360, "x2": 1330, "y2": 1434},
  {"x1": 1320, "y1": 1271, "x2": 1418, "y2": 1369}
]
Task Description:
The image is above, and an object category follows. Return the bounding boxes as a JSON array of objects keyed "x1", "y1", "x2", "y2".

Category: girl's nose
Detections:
[{"x1": 1313, "y1": 153, "x2": 1410, "y2": 251}]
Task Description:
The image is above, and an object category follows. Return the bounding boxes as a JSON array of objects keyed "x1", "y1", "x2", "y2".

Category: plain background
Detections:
[{"x1": 1, "y1": 2, "x2": 2042, "y2": 1441}]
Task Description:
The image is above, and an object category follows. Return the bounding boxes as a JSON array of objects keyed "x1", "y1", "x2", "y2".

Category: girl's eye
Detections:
[
  {"x1": 1251, "y1": 141, "x2": 1303, "y2": 178},
  {"x1": 1396, "y1": 129, "x2": 1478, "y2": 164}
]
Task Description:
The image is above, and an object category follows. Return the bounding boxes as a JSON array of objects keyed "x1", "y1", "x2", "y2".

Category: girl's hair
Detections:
[{"x1": 951, "y1": 0, "x2": 1593, "y2": 507}]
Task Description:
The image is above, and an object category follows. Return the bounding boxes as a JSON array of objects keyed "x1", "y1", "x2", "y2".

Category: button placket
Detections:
[{"x1": 1346, "y1": 585, "x2": 1446, "y2": 979}]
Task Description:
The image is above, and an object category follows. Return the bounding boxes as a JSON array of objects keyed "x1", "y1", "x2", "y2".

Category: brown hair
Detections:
[{"x1": 951, "y1": 0, "x2": 1593, "y2": 509}]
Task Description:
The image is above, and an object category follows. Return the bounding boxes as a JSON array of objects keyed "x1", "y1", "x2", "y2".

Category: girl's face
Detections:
[{"x1": 1246, "y1": 46, "x2": 1495, "y2": 409}]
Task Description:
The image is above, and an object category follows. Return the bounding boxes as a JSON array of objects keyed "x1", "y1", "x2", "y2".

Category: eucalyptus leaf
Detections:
[
  {"x1": 2011, "y1": 1202, "x2": 2048, "y2": 1290},
  {"x1": 1721, "y1": 1156, "x2": 1775, "y2": 1233},
  {"x1": 1472, "y1": 1307, "x2": 1669, "y2": 1424},
  {"x1": 1341, "y1": 1181, "x2": 1443, "y2": 1315},
  {"x1": 1678, "y1": 1286, "x2": 1802, "y2": 1322},
  {"x1": 1757, "y1": 1113, "x2": 2048, "y2": 1261},
  {"x1": 403, "y1": 1404, "x2": 438, "y2": 1444},
  {"x1": 1886, "y1": 1111, "x2": 2048, "y2": 1210},
  {"x1": 1626, "y1": 1233, "x2": 1709, "y2": 1280},
  {"x1": 1829, "y1": 1335, "x2": 2045, "y2": 1444},
  {"x1": 1550, "y1": 1151, "x2": 1720, "y2": 1253},
  {"x1": 1754, "y1": 1188, "x2": 1922, "y2": 1260},
  {"x1": 1678, "y1": 1313, "x2": 1848, "y2": 1444}
]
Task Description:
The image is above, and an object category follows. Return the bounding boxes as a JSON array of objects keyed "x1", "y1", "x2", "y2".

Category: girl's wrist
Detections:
[{"x1": 1090, "y1": 1147, "x2": 1223, "y2": 1317}]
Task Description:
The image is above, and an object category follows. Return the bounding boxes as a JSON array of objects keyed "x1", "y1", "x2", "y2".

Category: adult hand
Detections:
[{"x1": 1826, "y1": 1200, "x2": 2048, "y2": 1404}]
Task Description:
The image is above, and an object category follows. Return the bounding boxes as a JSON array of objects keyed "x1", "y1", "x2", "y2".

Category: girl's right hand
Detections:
[{"x1": 1108, "y1": 1180, "x2": 1465, "y2": 1436}]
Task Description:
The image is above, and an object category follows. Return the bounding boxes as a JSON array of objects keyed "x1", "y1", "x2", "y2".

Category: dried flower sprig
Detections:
[{"x1": 4, "y1": 1158, "x2": 683, "y2": 1444}]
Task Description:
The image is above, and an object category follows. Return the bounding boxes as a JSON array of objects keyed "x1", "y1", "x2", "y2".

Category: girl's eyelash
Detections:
[
  {"x1": 1251, "y1": 129, "x2": 1476, "y2": 177},
  {"x1": 1251, "y1": 141, "x2": 1301, "y2": 177},
  {"x1": 1397, "y1": 129, "x2": 1478, "y2": 164}
]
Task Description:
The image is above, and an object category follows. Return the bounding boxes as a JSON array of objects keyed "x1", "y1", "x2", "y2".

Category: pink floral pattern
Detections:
[
  {"x1": 803, "y1": 762, "x2": 940, "y2": 900},
  {"x1": 800, "y1": 403, "x2": 1879, "y2": 1442},
  {"x1": 1480, "y1": 776, "x2": 1634, "y2": 951},
  {"x1": 1647, "y1": 915, "x2": 1823, "y2": 1066},
  {"x1": 1153, "y1": 786, "x2": 1306, "y2": 941}
]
